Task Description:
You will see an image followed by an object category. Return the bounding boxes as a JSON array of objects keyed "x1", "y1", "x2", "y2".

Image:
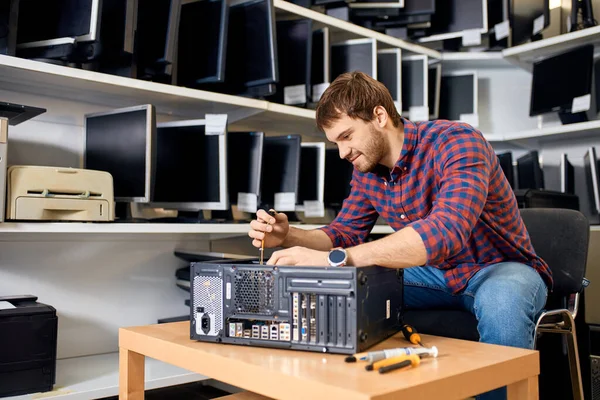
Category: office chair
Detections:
[{"x1": 403, "y1": 208, "x2": 590, "y2": 400}]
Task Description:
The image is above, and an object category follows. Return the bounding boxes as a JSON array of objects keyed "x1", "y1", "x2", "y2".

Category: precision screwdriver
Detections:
[
  {"x1": 401, "y1": 324, "x2": 425, "y2": 347},
  {"x1": 260, "y1": 209, "x2": 277, "y2": 265}
]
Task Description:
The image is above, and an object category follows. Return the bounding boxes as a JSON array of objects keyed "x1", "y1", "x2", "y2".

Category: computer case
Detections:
[
  {"x1": 190, "y1": 261, "x2": 404, "y2": 354},
  {"x1": 0, "y1": 295, "x2": 57, "y2": 397},
  {"x1": 514, "y1": 188, "x2": 580, "y2": 211}
]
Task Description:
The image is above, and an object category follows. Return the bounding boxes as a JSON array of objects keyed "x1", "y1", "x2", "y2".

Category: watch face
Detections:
[{"x1": 330, "y1": 249, "x2": 346, "y2": 264}]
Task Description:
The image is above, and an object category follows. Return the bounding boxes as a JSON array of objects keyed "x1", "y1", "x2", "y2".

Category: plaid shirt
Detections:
[{"x1": 320, "y1": 117, "x2": 552, "y2": 294}]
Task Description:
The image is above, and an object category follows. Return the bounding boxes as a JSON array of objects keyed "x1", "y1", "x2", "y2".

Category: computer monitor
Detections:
[
  {"x1": 511, "y1": 0, "x2": 550, "y2": 46},
  {"x1": 584, "y1": 147, "x2": 600, "y2": 214},
  {"x1": 428, "y1": 63, "x2": 441, "y2": 119},
  {"x1": 223, "y1": 0, "x2": 278, "y2": 98},
  {"x1": 260, "y1": 135, "x2": 301, "y2": 211},
  {"x1": 330, "y1": 38, "x2": 377, "y2": 81},
  {"x1": 351, "y1": 0, "x2": 434, "y2": 23},
  {"x1": 377, "y1": 48, "x2": 402, "y2": 112},
  {"x1": 227, "y1": 131, "x2": 264, "y2": 213},
  {"x1": 151, "y1": 119, "x2": 227, "y2": 211},
  {"x1": 439, "y1": 70, "x2": 478, "y2": 124},
  {"x1": 176, "y1": 0, "x2": 228, "y2": 87},
  {"x1": 418, "y1": 0, "x2": 487, "y2": 42},
  {"x1": 529, "y1": 44, "x2": 595, "y2": 122},
  {"x1": 348, "y1": 0, "x2": 404, "y2": 9},
  {"x1": 296, "y1": 142, "x2": 325, "y2": 212},
  {"x1": 517, "y1": 150, "x2": 544, "y2": 190},
  {"x1": 84, "y1": 104, "x2": 156, "y2": 203},
  {"x1": 401, "y1": 55, "x2": 428, "y2": 114},
  {"x1": 135, "y1": 0, "x2": 181, "y2": 83},
  {"x1": 0, "y1": 0, "x2": 19, "y2": 56},
  {"x1": 324, "y1": 148, "x2": 354, "y2": 208},
  {"x1": 271, "y1": 19, "x2": 312, "y2": 105},
  {"x1": 560, "y1": 153, "x2": 575, "y2": 195},
  {"x1": 311, "y1": 27, "x2": 330, "y2": 103},
  {"x1": 497, "y1": 152, "x2": 515, "y2": 189}
]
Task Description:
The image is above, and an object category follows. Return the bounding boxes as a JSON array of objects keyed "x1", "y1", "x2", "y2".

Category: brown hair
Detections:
[{"x1": 316, "y1": 71, "x2": 402, "y2": 131}]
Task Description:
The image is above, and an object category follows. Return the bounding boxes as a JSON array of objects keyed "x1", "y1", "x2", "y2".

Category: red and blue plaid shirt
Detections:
[{"x1": 320, "y1": 117, "x2": 552, "y2": 294}]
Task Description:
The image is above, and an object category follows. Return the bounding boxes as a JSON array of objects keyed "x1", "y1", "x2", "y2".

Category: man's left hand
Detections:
[{"x1": 266, "y1": 246, "x2": 329, "y2": 266}]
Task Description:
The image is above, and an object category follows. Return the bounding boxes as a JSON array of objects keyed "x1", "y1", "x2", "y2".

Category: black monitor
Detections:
[
  {"x1": 271, "y1": 19, "x2": 312, "y2": 106},
  {"x1": 324, "y1": 148, "x2": 354, "y2": 208},
  {"x1": 152, "y1": 120, "x2": 227, "y2": 211},
  {"x1": 352, "y1": 0, "x2": 435, "y2": 25},
  {"x1": 511, "y1": 0, "x2": 550, "y2": 46},
  {"x1": 497, "y1": 151, "x2": 515, "y2": 189},
  {"x1": 584, "y1": 147, "x2": 600, "y2": 215},
  {"x1": 311, "y1": 27, "x2": 330, "y2": 103},
  {"x1": 428, "y1": 63, "x2": 441, "y2": 119},
  {"x1": 176, "y1": 0, "x2": 228, "y2": 87},
  {"x1": 134, "y1": 0, "x2": 181, "y2": 83},
  {"x1": 227, "y1": 131, "x2": 264, "y2": 213},
  {"x1": 260, "y1": 135, "x2": 301, "y2": 211},
  {"x1": 529, "y1": 44, "x2": 594, "y2": 120},
  {"x1": 331, "y1": 38, "x2": 377, "y2": 81},
  {"x1": 401, "y1": 55, "x2": 428, "y2": 114},
  {"x1": 297, "y1": 143, "x2": 325, "y2": 213},
  {"x1": 517, "y1": 150, "x2": 544, "y2": 190},
  {"x1": 560, "y1": 153, "x2": 575, "y2": 195},
  {"x1": 84, "y1": 104, "x2": 156, "y2": 203},
  {"x1": 223, "y1": 0, "x2": 278, "y2": 98},
  {"x1": 0, "y1": 0, "x2": 19, "y2": 56},
  {"x1": 439, "y1": 71, "x2": 478, "y2": 123},
  {"x1": 348, "y1": 0, "x2": 404, "y2": 9},
  {"x1": 419, "y1": 0, "x2": 487, "y2": 42},
  {"x1": 377, "y1": 49, "x2": 402, "y2": 113}
]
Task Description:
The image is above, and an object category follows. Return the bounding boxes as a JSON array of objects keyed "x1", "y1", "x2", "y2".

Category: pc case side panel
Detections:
[{"x1": 356, "y1": 266, "x2": 403, "y2": 352}]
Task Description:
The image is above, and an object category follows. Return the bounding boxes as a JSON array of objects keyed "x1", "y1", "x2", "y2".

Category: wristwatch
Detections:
[{"x1": 328, "y1": 248, "x2": 348, "y2": 267}]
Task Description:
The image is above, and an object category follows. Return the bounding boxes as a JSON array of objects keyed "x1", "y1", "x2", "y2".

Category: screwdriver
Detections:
[
  {"x1": 401, "y1": 324, "x2": 425, "y2": 347},
  {"x1": 260, "y1": 209, "x2": 277, "y2": 265}
]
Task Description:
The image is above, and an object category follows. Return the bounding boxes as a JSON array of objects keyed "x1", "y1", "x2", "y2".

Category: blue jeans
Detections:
[{"x1": 404, "y1": 262, "x2": 548, "y2": 400}]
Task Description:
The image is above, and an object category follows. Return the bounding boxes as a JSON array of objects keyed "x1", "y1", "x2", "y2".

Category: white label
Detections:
[
  {"x1": 274, "y1": 192, "x2": 296, "y2": 211},
  {"x1": 0, "y1": 301, "x2": 16, "y2": 310},
  {"x1": 386, "y1": 299, "x2": 390, "y2": 319},
  {"x1": 284, "y1": 84, "x2": 307, "y2": 105},
  {"x1": 494, "y1": 20, "x2": 510, "y2": 41},
  {"x1": 572, "y1": 94, "x2": 591, "y2": 113},
  {"x1": 409, "y1": 106, "x2": 429, "y2": 122},
  {"x1": 312, "y1": 83, "x2": 329, "y2": 103},
  {"x1": 237, "y1": 192, "x2": 258, "y2": 213},
  {"x1": 303, "y1": 200, "x2": 325, "y2": 218},
  {"x1": 462, "y1": 29, "x2": 482, "y2": 46},
  {"x1": 205, "y1": 114, "x2": 228, "y2": 136},
  {"x1": 226, "y1": 282, "x2": 231, "y2": 300},
  {"x1": 459, "y1": 113, "x2": 480, "y2": 128},
  {"x1": 533, "y1": 14, "x2": 545, "y2": 35}
]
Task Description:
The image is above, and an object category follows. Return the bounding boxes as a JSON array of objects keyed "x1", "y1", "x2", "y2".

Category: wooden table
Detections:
[{"x1": 119, "y1": 321, "x2": 539, "y2": 400}]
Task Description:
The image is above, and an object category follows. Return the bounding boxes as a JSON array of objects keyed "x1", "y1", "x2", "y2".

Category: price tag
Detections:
[
  {"x1": 303, "y1": 201, "x2": 325, "y2": 218},
  {"x1": 462, "y1": 29, "x2": 482, "y2": 46},
  {"x1": 284, "y1": 85, "x2": 307, "y2": 105},
  {"x1": 205, "y1": 114, "x2": 227, "y2": 136},
  {"x1": 312, "y1": 83, "x2": 330, "y2": 103},
  {"x1": 237, "y1": 192, "x2": 258, "y2": 213},
  {"x1": 274, "y1": 192, "x2": 296, "y2": 211},
  {"x1": 0, "y1": 301, "x2": 16, "y2": 310},
  {"x1": 409, "y1": 106, "x2": 429, "y2": 122},
  {"x1": 494, "y1": 20, "x2": 510, "y2": 41},
  {"x1": 459, "y1": 113, "x2": 480, "y2": 128},
  {"x1": 572, "y1": 94, "x2": 591, "y2": 113},
  {"x1": 533, "y1": 14, "x2": 545, "y2": 35}
]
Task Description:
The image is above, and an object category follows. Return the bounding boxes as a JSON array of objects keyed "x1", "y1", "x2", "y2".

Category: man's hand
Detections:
[
  {"x1": 248, "y1": 209, "x2": 290, "y2": 249},
  {"x1": 267, "y1": 246, "x2": 329, "y2": 266}
]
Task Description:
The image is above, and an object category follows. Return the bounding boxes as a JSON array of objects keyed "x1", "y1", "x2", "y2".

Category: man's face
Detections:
[{"x1": 324, "y1": 114, "x2": 386, "y2": 173}]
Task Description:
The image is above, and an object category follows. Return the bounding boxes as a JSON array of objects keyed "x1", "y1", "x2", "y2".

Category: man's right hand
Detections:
[{"x1": 248, "y1": 209, "x2": 290, "y2": 249}]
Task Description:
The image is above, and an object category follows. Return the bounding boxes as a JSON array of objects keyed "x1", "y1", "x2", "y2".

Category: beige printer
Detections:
[{"x1": 7, "y1": 166, "x2": 114, "y2": 221}]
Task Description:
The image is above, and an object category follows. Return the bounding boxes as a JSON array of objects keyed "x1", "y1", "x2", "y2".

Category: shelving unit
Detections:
[
  {"x1": 7, "y1": 352, "x2": 207, "y2": 400},
  {"x1": 439, "y1": 51, "x2": 511, "y2": 69}
]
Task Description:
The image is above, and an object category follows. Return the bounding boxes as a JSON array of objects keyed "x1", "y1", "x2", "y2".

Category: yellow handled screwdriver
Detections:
[
  {"x1": 260, "y1": 209, "x2": 277, "y2": 265},
  {"x1": 401, "y1": 324, "x2": 425, "y2": 347},
  {"x1": 365, "y1": 353, "x2": 421, "y2": 372}
]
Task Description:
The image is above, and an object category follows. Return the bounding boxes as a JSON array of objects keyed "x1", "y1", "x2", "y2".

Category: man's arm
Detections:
[{"x1": 282, "y1": 227, "x2": 333, "y2": 251}]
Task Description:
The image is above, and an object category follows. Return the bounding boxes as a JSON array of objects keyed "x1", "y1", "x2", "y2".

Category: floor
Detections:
[{"x1": 99, "y1": 382, "x2": 232, "y2": 400}]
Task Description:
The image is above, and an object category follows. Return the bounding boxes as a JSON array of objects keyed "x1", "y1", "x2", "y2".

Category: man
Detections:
[{"x1": 248, "y1": 71, "x2": 549, "y2": 399}]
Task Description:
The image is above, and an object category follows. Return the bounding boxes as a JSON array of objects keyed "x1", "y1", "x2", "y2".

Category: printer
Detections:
[{"x1": 6, "y1": 165, "x2": 114, "y2": 221}]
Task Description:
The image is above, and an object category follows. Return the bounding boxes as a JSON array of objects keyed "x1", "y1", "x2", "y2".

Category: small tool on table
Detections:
[
  {"x1": 260, "y1": 209, "x2": 277, "y2": 265},
  {"x1": 401, "y1": 323, "x2": 425, "y2": 347}
]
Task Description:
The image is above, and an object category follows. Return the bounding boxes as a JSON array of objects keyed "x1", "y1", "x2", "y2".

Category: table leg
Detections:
[
  {"x1": 507, "y1": 376, "x2": 539, "y2": 400},
  {"x1": 119, "y1": 347, "x2": 145, "y2": 400}
]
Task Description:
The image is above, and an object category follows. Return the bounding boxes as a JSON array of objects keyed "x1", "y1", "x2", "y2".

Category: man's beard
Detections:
[{"x1": 354, "y1": 125, "x2": 386, "y2": 173}]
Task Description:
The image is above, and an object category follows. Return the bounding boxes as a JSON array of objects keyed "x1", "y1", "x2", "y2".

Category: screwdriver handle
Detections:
[{"x1": 401, "y1": 324, "x2": 422, "y2": 345}]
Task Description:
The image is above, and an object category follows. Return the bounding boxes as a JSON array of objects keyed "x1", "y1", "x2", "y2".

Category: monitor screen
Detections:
[
  {"x1": 511, "y1": 0, "x2": 550, "y2": 46},
  {"x1": 560, "y1": 153, "x2": 575, "y2": 195},
  {"x1": 401, "y1": 56, "x2": 427, "y2": 112},
  {"x1": 420, "y1": 0, "x2": 486, "y2": 41},
  {"x1": 311, "y1": 28, "x2": 329, "y2": 86},
  {"x1": 516, "y1": 150, "x2": 544, "y2": 190},
  {"x1": 377, "y1": 49, "x2": 401, "y2": 107},
  {"x1": 530, "y1": 44, "x2": 594, "y2": 117},
  {"x1": 227, "y1": 131, "x2": 264, "y2": 208},
  {"x1": 260, "y1": 135, "x2": 301, "y2": 211},
  {"x1": 84, "y1": 104, "x2": 156, "y2": 202},
  {"x1": 584, "y1": 147, "x2": 600, "y2": 214},
  {"x1": 152, "y1": 120, "x2": 227, "y2": 210},
  {"x1": 297, "y1": 143, "x2": 325, "y2": 206},
  {"x1": 324, "y1": 148, "x2": 354, "y2": 207},
  {"x1": 428, "y1": 63, "x2": 441, "y2": 119},
  {"x1": 439, "y1": 72, "x2": 477, "y2": 121},
  {"x1": 177, "y1": 0, "x2": 227, "y2": 86},
  {"x1": 331, "y1": 38, "x2": 377, "y2": 81},
  {"x1": 497, "y1": 152, "x2": 514, "y2": 189}
]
